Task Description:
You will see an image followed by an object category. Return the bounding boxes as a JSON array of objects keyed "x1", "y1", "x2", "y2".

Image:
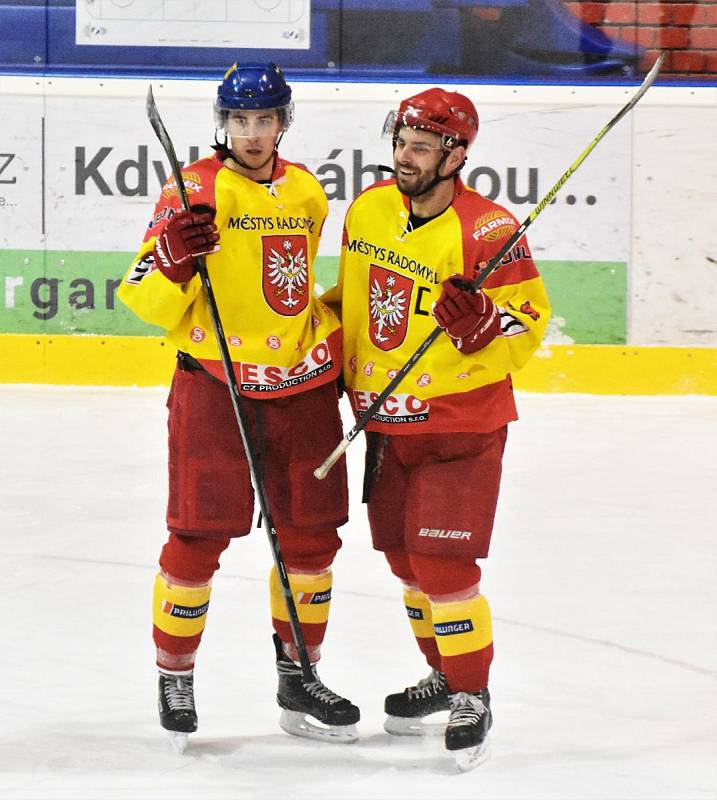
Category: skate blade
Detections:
[
  {"x1": 167, "y1": 731, "x2": 189, "y2": 755},
  {"x1": 454, "y1": 737, "x2": 490, "y2": 772},
  {"x1": 279, "y1": 709, "x2": 358, "y2": 744},
  {"x1": 384, "y1": 714, "x2": 446, "y2": 737}
]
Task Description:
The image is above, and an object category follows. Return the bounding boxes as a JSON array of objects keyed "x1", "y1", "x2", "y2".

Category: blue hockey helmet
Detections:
[{"x1": 214, "y1": 62, "x2": 294, "y2": 133}]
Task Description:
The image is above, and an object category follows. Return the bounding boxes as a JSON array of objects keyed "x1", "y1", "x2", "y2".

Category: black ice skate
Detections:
[
  {"x1": 445, "y1": 688, "x2": 492, "y2": 771},
  {"x1": 383, "y1": 669, "x2": 450, "y2": 736},
  {"x1": 273, "y1": 634, "x2": 360, "y2": 743},
  {"x1": 158, "y1": 670, "x2": 197, "y2": 754}
]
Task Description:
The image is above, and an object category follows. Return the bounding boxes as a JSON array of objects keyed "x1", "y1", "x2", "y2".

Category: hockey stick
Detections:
[
  {"x1": 147, "y1": 87, "x2": 314, "y2": 682},
  {"x1": 315, "y1": 53, "x2": 664, "y2": 480}
]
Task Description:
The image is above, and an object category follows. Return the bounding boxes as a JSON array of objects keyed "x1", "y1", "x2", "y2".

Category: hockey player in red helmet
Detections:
[
  {"x1": 322, "y1": 89, "x2": 550, "y2": 769},
  {"x1": 119, "y1": 62, "x2": 359, "y2": 750},
  {"x1": 382, "y1": 87, "x2": 479, "y2": 198}
]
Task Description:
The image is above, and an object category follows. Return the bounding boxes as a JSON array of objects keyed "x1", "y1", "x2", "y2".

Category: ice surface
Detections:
[{"x1": 1, "y1": 386, "x2": 715, "y2": 799}]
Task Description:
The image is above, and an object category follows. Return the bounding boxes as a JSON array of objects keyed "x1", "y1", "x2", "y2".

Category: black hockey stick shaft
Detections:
[
  {"x1": 314, "y1": 53, "x2": 664, "y2": 480},
  {"x1": 147, "y1": 87, "x2": 314, "y2": 682}
]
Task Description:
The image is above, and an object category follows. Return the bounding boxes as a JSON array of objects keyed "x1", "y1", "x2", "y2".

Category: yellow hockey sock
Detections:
[
  {"x1": 403, "y1": 585, "x2": 442, "y2": 670},
  {"x1": 152, "y1": 572, "x2": 212, "y2": 639},
  {"x1": 269, "y1": 567, "x2": 332, "y2": 650},
  {"x1": 403, "y1": 585, "x2": 434, "y2": 639},
  {"x1": 431, "y1": 594, "x2": 493, "y2": 658}
]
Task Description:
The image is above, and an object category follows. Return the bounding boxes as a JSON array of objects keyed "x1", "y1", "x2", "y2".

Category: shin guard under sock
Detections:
[
  {"x1": 153, "y1": 572, "x2": 212, "y2": 671},
  {"x1": 431, "y1": 593, "x2": 494, "y2": 692},
  {"x1": 270, "y1": 566, "x2": 332, "y2": 662},
  {"x1": 403, "y1": 585, "x2": 441, "y2": 671}
]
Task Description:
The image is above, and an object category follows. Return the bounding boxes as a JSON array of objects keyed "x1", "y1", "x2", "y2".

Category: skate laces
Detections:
[
  {"x1": 162, "y1": 673, "x2": 195, "y2": 711},
  {"x1": 448, "y1": 691, "x2": 487, "y2": 726},
  {"x1": 277, "y1": 660, "x2": 346, "y2": 706},
  {"x1": 303, "y1": 678, "x2": 346, "y2": 706},
  {"x1": 407, "y1": 669, "x2": 447, "y2": 700}
]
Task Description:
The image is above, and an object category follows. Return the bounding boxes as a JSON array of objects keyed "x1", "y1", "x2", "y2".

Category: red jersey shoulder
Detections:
[
  {"x1": 453, "y1": 186, "x2": 520, "y2": 247},
  {"x1": 452, "y1": 184, "x2": 539, "y2": 285},
  {"x1": 143, "y1": 155, "x2": 220, "y2": 242},
  {"x1": 161, "y1": 155, "x2": 220, "y2": 205}
]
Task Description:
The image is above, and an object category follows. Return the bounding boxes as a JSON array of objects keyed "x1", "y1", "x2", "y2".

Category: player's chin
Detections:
[
  {"x1": 241, "y1": 150, "x2": 271, "y2": 165},
  {"x1": 396, "y1": 175, "x2": 427, "y2": 197},
  {"x1": 233, "y1": 144, "x2": 272, "y2": 164}
]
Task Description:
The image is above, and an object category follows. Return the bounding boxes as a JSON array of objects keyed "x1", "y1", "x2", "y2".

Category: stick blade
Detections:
[
  {"x1": 146, "y1": 84, "x2": 171, "y2": 152},
  {"x1": 146, "y1": 84, "x2": 189, "y2": 211},
  {"x1": 625, "y1": 52, "x2": 665, "y2": 113},
  {"x1": 644, "y1": 51, "x2": 666, "y2": 88},
  {"x1": 602, "y1": 51, "x2": 665, "y2": 133}
]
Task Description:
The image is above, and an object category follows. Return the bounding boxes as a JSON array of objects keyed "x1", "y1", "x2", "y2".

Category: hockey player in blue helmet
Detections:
[
  {"x1": 213, "y1": 61, "x2": 295, "y2": 178},
  {"x1": 118, "y1": 62, "x2": 358, "y2": 751}
]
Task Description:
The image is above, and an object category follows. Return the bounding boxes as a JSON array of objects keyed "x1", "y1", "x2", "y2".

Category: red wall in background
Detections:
[{"x1": 565, "y1": 0, "x2": 717, "y2": 77}]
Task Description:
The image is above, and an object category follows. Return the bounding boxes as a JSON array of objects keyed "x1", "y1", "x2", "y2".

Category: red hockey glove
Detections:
[
  {"x1": 153, "y1": 207, "x2": 219, "y2": 283},
  {"x1": 433, "y1": 277, "x2": 501, "y2": 354}
]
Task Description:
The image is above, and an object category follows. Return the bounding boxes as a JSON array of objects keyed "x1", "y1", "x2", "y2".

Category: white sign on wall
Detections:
[
  {"x1": 10, "y1": 81, "x2": 629, "y2": 262},
  {"x1": 3, "y1": 76, "x2": 715, "y2": 345},
  {"x1": 75, "y1": 0, "x2": 311, "y2": 49},
  {"x1": 0, "y1": 85, "x2": 44, "y2": 250}
]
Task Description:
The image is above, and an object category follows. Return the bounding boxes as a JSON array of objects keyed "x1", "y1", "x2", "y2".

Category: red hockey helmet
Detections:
[{"x1": 383, "y1": 88, "x2": 479, "y2": 150}]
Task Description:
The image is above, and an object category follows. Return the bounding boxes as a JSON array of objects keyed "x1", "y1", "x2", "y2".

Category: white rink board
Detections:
[{"x1": 0, "y1": 76, "x2": 715, "y2": 346}]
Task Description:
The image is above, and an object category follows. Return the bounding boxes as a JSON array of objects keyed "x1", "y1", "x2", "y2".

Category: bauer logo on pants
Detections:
[
  {"x1": 368, "y1": 265, "x2": 413, "y2": 351},
  {"x1": 262, "y1": 235, "x2": 310, "y2": 316},
  {"x1": 418, "y1": 528, "x2": 472, "y2": 540}
]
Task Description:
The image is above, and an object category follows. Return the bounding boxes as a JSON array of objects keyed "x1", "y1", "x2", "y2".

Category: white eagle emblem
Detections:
[
  {"x1": 267, "y1": 239, "x2": 308, "y2": 309},
  {"x1": 370, "y1": 275, "x2": 407, "y2": 343}
]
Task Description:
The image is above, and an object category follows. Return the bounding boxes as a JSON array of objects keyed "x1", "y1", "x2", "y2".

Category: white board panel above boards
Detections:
[
  {"x1": 75, "y1": 0, "x2": 311, "y2": 49},
  {"x1": 1, "y1": 75, "x2": 715, "y2": 347}
]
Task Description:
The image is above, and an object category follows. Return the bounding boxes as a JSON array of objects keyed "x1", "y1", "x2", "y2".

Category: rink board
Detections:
[{"x1": 1, "y1": 334, "x2": 714, "y2": 395}]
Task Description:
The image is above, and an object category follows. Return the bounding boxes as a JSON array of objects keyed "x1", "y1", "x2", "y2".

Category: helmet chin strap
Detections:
[{"x1": 213, "y1": 129, "x2": 231, "y2": 157}]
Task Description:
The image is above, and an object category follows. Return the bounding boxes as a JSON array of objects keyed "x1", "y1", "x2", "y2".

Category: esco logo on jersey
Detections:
[
  {"x1": 368, "y1": 265, "x2": 413, "y2": 351},
  {"x1": 262, "y1": 235, "x2": 310, "y2": 316}
]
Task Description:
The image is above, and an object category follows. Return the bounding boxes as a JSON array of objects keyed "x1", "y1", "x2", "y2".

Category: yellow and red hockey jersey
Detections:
[
  {"x1": 118, "y1": 153, "x2": 341, "y2": 398},
  {"x1": 322, "y1": 178, "x2": 550, "y2": 434}
]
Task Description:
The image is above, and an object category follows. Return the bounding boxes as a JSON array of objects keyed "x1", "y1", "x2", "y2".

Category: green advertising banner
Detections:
[{"x1": 0, "y1": 250, "x2": 626, "y2": 344}]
